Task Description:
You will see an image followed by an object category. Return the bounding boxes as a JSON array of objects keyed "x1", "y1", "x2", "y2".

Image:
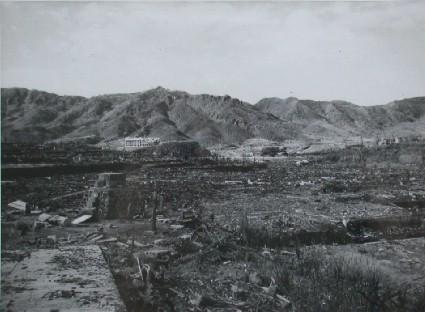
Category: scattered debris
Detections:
[
  {"x1": 7, "y1": 200, "x2": 27, "y2": 212},
  {"x1": 38, "y1": 213, "x2": 51, "y2": 222},
  {"x1": 71, "y1": 214, "x2": 93, "y2": 225},
  {"x1": 2, "y1": 143, "x2": 425, "y2": 311},
  {"x1": 48, "y1": 215, "x2": 68, "y2": 226}
]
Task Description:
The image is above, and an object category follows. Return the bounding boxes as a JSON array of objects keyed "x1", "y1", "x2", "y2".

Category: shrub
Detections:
[{"x1": 270, "y1": 250, "x2": 416, "y2": 312}]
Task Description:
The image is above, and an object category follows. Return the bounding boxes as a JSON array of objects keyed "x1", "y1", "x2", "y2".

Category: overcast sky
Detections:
[{"x1": 1, "y1": 1, "x2": 425, "y2": 105}]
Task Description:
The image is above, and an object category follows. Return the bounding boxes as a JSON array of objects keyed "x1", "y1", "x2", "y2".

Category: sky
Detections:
[{"x1": 1, "y1": 1, "x2": 425, "y2": 106}]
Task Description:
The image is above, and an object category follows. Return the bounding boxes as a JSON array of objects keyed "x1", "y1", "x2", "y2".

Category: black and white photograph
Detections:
[{"x1": 1, "y1": 1, "x2": 425, "y2": 311}]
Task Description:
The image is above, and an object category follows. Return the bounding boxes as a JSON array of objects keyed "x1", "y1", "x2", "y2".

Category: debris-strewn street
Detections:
[{"x1": 2, "y1": 142, "x2": 425, "y2": 311}]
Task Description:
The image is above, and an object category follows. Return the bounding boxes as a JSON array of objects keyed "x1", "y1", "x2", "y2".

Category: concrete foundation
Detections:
[{"x1": 1, "y1": 246, "x2": 126, "y2": 312}]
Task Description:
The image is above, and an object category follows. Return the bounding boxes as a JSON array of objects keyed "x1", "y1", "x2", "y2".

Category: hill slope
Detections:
[
  {"x1": 1, "y1": 87, "x2": 293, "y2": 145},
  {"x1": 256, "y1": 97, "x2": 425, "y2": 140},
  {"x1": 2, "y1": 87, "x2": 424, "y2": 145}
]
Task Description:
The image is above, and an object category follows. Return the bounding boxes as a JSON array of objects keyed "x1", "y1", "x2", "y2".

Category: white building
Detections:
[
  {"x1": 377, "y1": 137, "x2": 400, "y2": 146},
  {"x1": 124, "y1": 137, "x2": 160, "y2": 150}
]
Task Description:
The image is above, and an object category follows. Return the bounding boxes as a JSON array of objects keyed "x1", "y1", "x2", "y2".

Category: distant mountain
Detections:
[
  {"x1": 2, "y1": 87, "x2": 424, "y2": 146},
  {"x1": 1, "y1": 87, "x2": 294, "y2": 145},
  {"x1": 256, "y1": 96, "x2": 425, "y2": 140}
]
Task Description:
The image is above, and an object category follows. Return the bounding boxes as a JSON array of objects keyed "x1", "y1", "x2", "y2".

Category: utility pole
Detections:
[{"x1": 151, "y1": 182, "x2": 158, "y2": 233}]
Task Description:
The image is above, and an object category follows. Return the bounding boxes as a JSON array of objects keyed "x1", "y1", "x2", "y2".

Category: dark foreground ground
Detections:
[{"x1": 2, "y1": 144, "x2": 425, "y2": 311}]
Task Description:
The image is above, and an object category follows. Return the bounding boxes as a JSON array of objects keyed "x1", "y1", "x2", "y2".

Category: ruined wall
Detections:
[{"x1": 99, "y1": 187, "x2": 143, "y2": 219}]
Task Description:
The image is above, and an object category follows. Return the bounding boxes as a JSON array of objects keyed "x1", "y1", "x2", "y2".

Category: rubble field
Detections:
[{"x1": 2, "y1": 144, "x2": 425, "y2": 311}]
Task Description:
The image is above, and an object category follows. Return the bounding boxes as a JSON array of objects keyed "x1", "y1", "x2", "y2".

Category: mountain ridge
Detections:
[
  {"x1": 2, "y1": 87, "x2": 424, "y2": 145},
  {"x1": 256, "y1": 96, "x2": 425, "y2": 140},
  {"x1": 1, "y1": 87, "x2": 293, "y2": 145}
]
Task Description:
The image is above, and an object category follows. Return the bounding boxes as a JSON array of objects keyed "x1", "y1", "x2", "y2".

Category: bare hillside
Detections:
[
  {"x1": 2, "y1": 87, "x2": 424, "y2": 145},
  {"x1": 1, "y1": 87, "x2": 292, "y2": 145},
  {"x1": 256, "y1": 96, "x2": 425, "y2": 140}
]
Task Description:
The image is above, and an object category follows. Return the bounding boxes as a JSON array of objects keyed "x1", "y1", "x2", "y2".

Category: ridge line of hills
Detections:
[{"x1": 2, "y1": 87, "x2": 424, "y2": 146}]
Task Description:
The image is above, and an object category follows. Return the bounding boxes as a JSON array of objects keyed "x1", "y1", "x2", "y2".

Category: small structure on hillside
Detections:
[
  {"x1": 377, "y1": 135, "x2": 425, "y2": 146},
  {"x1": 261, "y1": 146, "x2": 288, "y2": 157},
  {"x1": 124, "y1": 137, "x2": 160, "y2": 150},
  {"x1": 377, "y1": 137, "x2": 401, "y2": 146}
]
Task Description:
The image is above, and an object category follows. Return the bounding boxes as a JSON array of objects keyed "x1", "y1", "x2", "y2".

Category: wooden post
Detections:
[
  {"x1": 159, "y1": 193, "x2": 164, "y2": 212},
  {"x1": 143, "y1": 199, "x2": 147, "y2": 217},
  {"x1": 151, "y1": 183, "x2": 157, "y2": 233}
]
